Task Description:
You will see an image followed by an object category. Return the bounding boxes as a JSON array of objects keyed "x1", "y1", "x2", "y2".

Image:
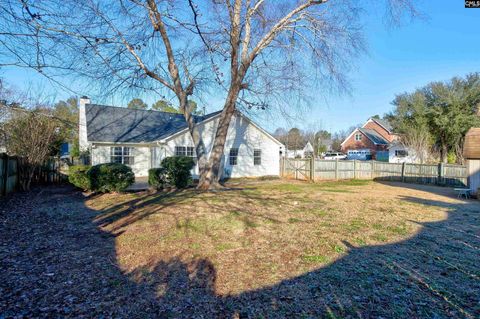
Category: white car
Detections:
[{"x1": 323, "y1": 152, "x2": 347, "y2": 160}]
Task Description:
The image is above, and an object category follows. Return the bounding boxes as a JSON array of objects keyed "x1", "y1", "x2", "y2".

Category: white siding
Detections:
[
  {"x1": 91, "y1": 144, "x2": 151, "y2": 177},
  {"x1": 153, "y1": 114, "x2": 282, "y2": 178},
  {"x1": 388, "y1": 144, "x2": 418, "y2": 163}
]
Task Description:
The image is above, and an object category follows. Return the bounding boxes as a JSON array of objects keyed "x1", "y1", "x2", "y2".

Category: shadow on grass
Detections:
[{"x1": 1, "y1": 185, "x2": 479, "y2": 318}]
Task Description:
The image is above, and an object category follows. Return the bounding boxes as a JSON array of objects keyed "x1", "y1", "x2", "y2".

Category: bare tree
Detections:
[
  {"x1": 399, "y1": 125, "x2": 432, "y2": 164},
  {"x1": 0, "y1": 0, "x2": 416, "y2": 189},
  {"x1": 1, "y1": 107, "x2": 60, "y2": 190}
]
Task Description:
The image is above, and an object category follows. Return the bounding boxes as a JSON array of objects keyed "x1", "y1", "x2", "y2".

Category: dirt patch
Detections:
[{"x1": 1, "y1": 180, "x2": 479, "y2": 318}]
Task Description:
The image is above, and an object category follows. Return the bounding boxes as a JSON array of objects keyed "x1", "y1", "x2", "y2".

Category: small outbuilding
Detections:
[{"x1": 463, "y1": 128, "x2": 480, "y2": 192}]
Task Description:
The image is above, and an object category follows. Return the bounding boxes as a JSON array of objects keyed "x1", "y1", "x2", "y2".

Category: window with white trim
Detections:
[
  {"x1": 110, "y1": 146, "x2": 134, "y2": 165},
  {"x1": 355, "y1": 133, "x2": 362, "y2": 141},
  {"x1": 254, "y1": 149, "x2": 261, "y2": 165},
  {"x1": 229, "y1": 148, "x2": 239, "y2": 166},
  {"x1": 175, "y1": 146, "x2": 195, "y2": 159}
]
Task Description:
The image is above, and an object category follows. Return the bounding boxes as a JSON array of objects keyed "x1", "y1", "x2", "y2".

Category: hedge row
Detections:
[{"x1": 68, "y1": 163, "x2": 134, "y2": 193}]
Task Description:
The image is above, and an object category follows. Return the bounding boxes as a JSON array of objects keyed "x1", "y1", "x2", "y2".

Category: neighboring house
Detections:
[
  {"x1": 78, "y1": 97, "x2": 284, "y2": 178},
  {"x1": 286, "y1": 142, "x2": 314, "y2": 158},
  {"x1": 388, "y1": 142, "x2": 417, "y2": 163},
  {"x1": 341, "y1": 117, "x2": 413, "y2": 162}
]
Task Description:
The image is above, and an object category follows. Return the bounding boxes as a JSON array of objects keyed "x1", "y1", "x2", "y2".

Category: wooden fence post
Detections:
[
  {"x1": 353, "y1": 160, "x2": 356, "y2": 179},
  {"x1": 371, "y1": 160, "x2": 375, "y2": 179},
  {"x1": 438, "y1": 162, "x2": 444, "y2": 185},
  {"x1": 2, "y1": 154, "x2": 9, "y2": 196},
  {"x1": 311, "y1": 157, "x2": 315, "y2": 182},
  {"x1": 401, "y1": 162, "x2": 406, "y2": 182},
  {"x1": 335, "y1": 158, "x2": 339, "y2": 180}
]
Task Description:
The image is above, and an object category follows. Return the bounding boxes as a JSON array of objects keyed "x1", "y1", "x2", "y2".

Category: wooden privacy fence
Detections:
[
  {"x1": 281, "y1": 158, "x2": 467, "y2": 187},
  {"x1": 0, "y1": 153, "x2": 66, "y2": 196}
]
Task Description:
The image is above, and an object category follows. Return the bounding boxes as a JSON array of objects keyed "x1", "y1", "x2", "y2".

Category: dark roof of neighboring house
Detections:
[
  {"x1": 371, "y1": 118, "x2": 393, "y2": 132},
  {"x1": 86, "y1": 104, "x2": 222, "y2": 143},
  {"x1": 359, "y1": 128, "x2": 389, "y2": 145}
]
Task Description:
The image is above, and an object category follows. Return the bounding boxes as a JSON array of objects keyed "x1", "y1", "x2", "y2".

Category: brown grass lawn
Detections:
[
  {"x1": 84, "y1": 179, "x2": 480, "y2": 318},
  {"x1": 2, "y1": 179, "x2": 479, "y2": 318}
]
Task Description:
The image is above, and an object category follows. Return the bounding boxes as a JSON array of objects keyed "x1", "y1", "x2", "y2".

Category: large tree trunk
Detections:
[
  {"x1": 197, "y1": 88, "x2": 240, "y2": 190},
  {"x1": 440, "y1": 143, "x2": 448, "y2": 163}
]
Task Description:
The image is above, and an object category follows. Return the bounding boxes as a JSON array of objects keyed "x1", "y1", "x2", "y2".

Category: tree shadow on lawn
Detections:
[{"x1": 1, "y1": 185, "x2": 479, "y2": 318}]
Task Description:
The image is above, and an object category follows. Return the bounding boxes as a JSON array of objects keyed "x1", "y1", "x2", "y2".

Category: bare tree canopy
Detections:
[{"x1": 0, "y1": 0, "x2": 417, "y2": 189}]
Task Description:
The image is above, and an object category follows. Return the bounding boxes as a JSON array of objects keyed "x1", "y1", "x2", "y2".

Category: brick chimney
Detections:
[{"x1": 79, "y1": 96, "x2": 91, "y2": 152}]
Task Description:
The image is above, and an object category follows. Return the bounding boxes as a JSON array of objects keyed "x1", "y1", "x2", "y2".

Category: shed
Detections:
[{"x1": 463, "y1": 128, "x2": 480, "y2": 192}]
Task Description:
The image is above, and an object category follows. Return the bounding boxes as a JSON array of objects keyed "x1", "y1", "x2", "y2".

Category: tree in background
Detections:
[
  {"x1": 316, "y1": 130, "x2": 332, "y2": 155},
  {"x1": 2, "y1": 107, "x2": 61, "y2": 190},
  {"x1": 152, "y1": 99, "x2": 202, "y2": 115},
  {"x1": 152, "y1": 99, "x2": 179, "y2": 113},
  {"x1": 389, "y1": 73, "x2": 480, "y2": 163},
  {"x1": 53, "y1": 97, "x2": 79, "y2": 157},
  {"x1": 286, "y1": 128, "x2": 305, "y2": 151},
  {"x1": 127, "y1": 98, "x2": 148, "y2": 110}
]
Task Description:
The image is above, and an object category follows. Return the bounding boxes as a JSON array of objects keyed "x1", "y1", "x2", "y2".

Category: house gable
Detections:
[
  {"x1": 362, "y1": 118, "x2": 396, "y2": 143},
  {"x1": 340, "y1": 128, "x2": 389, "y2": 154},
  {"x1": 341, "y1": 129, "x2": 375, "y2": 151}
]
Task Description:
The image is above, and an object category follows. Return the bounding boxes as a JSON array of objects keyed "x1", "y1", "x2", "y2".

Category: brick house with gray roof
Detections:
[{"x1": 340, "y1": 118, "x2": 399, "y2": 160}]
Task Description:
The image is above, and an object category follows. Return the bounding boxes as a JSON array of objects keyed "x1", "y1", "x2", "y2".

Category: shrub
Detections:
[
  {"x1": 161, "y1": 156, "x2": 195, "y2": 188},
  {"x1": 447, "y1": 151, "x2": 457, "y2": 164},
  {"x1": 148, "y1": 167, "x2": 167, "y2": 190},
  {"x1": 87, "y1": 163, "x2": 134, "y2": 193},
  {"x1": 68, "y1": 165, "x2": 91, "y2": 190}
]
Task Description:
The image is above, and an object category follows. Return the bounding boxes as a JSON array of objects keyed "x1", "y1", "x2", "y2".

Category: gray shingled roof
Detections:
[
  {"x1": 372, "y1": 118, "x2": 393, "y2": 132},
  {"x1": 86, "y1": 104, "x2": 221, "y2": 143},
  {"x1": 359, "y1": 128, "x2": 389, "y2": 145}
]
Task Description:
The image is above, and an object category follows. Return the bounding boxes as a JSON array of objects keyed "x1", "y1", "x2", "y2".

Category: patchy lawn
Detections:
[{"x1": 1, "y1": 180, "x2": 479, "y2": 318}]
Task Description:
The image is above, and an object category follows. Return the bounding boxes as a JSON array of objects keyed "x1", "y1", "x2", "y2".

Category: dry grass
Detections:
[{"x1": 83, "y1": 179, "x2": 480, "y2": 317}]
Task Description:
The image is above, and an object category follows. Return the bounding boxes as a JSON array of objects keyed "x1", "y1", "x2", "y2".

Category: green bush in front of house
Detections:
[
  {"x1": 68, "y1": 165, "x2": 92, "y2": 191},
  {"x1": 148, "y1": 167, "x2": 167, "y2": 190},
  {"x1": 161, "y1": 156, "x2": 195, "y2": 189},
  {"x1": 87, "y1": 163, "x2": 135, "y2": 193}
]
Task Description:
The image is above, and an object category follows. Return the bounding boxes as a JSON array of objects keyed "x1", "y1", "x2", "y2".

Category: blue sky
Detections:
[{"x1": 2, "y1": 0, "x2": 480, "y2": 134}]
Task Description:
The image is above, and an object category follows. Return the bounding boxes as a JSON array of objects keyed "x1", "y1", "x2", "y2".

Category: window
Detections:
[
  {"x1": 229, "y1": 148, "x2": 239, "y2": 166},
  {"x1": 175, "y1": 146, "x2": 195, "y2": 159},
  {"x1": 395, "y1": 150, "x2": 408, "y2": 157},
  {"x1": 254, "y1": 149, "x2": 261, "y2": 165},
  {"x1": 110, "y1": 147, "x2": 134, "y2": 165},
  {"x1": 355, "y1": 133, "x2": 362, "y2": 141}
]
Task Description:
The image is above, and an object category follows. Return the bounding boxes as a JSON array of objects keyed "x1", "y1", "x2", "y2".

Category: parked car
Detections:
[{"x1": 323, "y1": 152, "x2": 347, "y2": 160}]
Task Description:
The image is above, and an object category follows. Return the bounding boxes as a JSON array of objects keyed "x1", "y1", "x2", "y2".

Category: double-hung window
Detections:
[
  {"x1": 355, "y1": 133, "x2": 362, "y2": 141},
  {"x1": 229, "y1": 148, "x2": 239, "y2": 166},
  {"x1": 175, "y1": 146, "x2": 195, "y2": 159},
  {"x1": 254, "y1": 149, "x2": 261, "y2": 165},
  {"x1": 110, "y1": 146, "x2": 134, "y2": 165}
]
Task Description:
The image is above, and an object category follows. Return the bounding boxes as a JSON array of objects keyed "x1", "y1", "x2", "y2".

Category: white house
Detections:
[
  {"x1": 388, "y1": 142, "x2": 418, "y2": 163},
  {"x1": 79, "y1": 97, "x2": 284, "y2": 178},
  {"x1": 286, "y1": 142, "x2": 314, "y2": 159}
]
